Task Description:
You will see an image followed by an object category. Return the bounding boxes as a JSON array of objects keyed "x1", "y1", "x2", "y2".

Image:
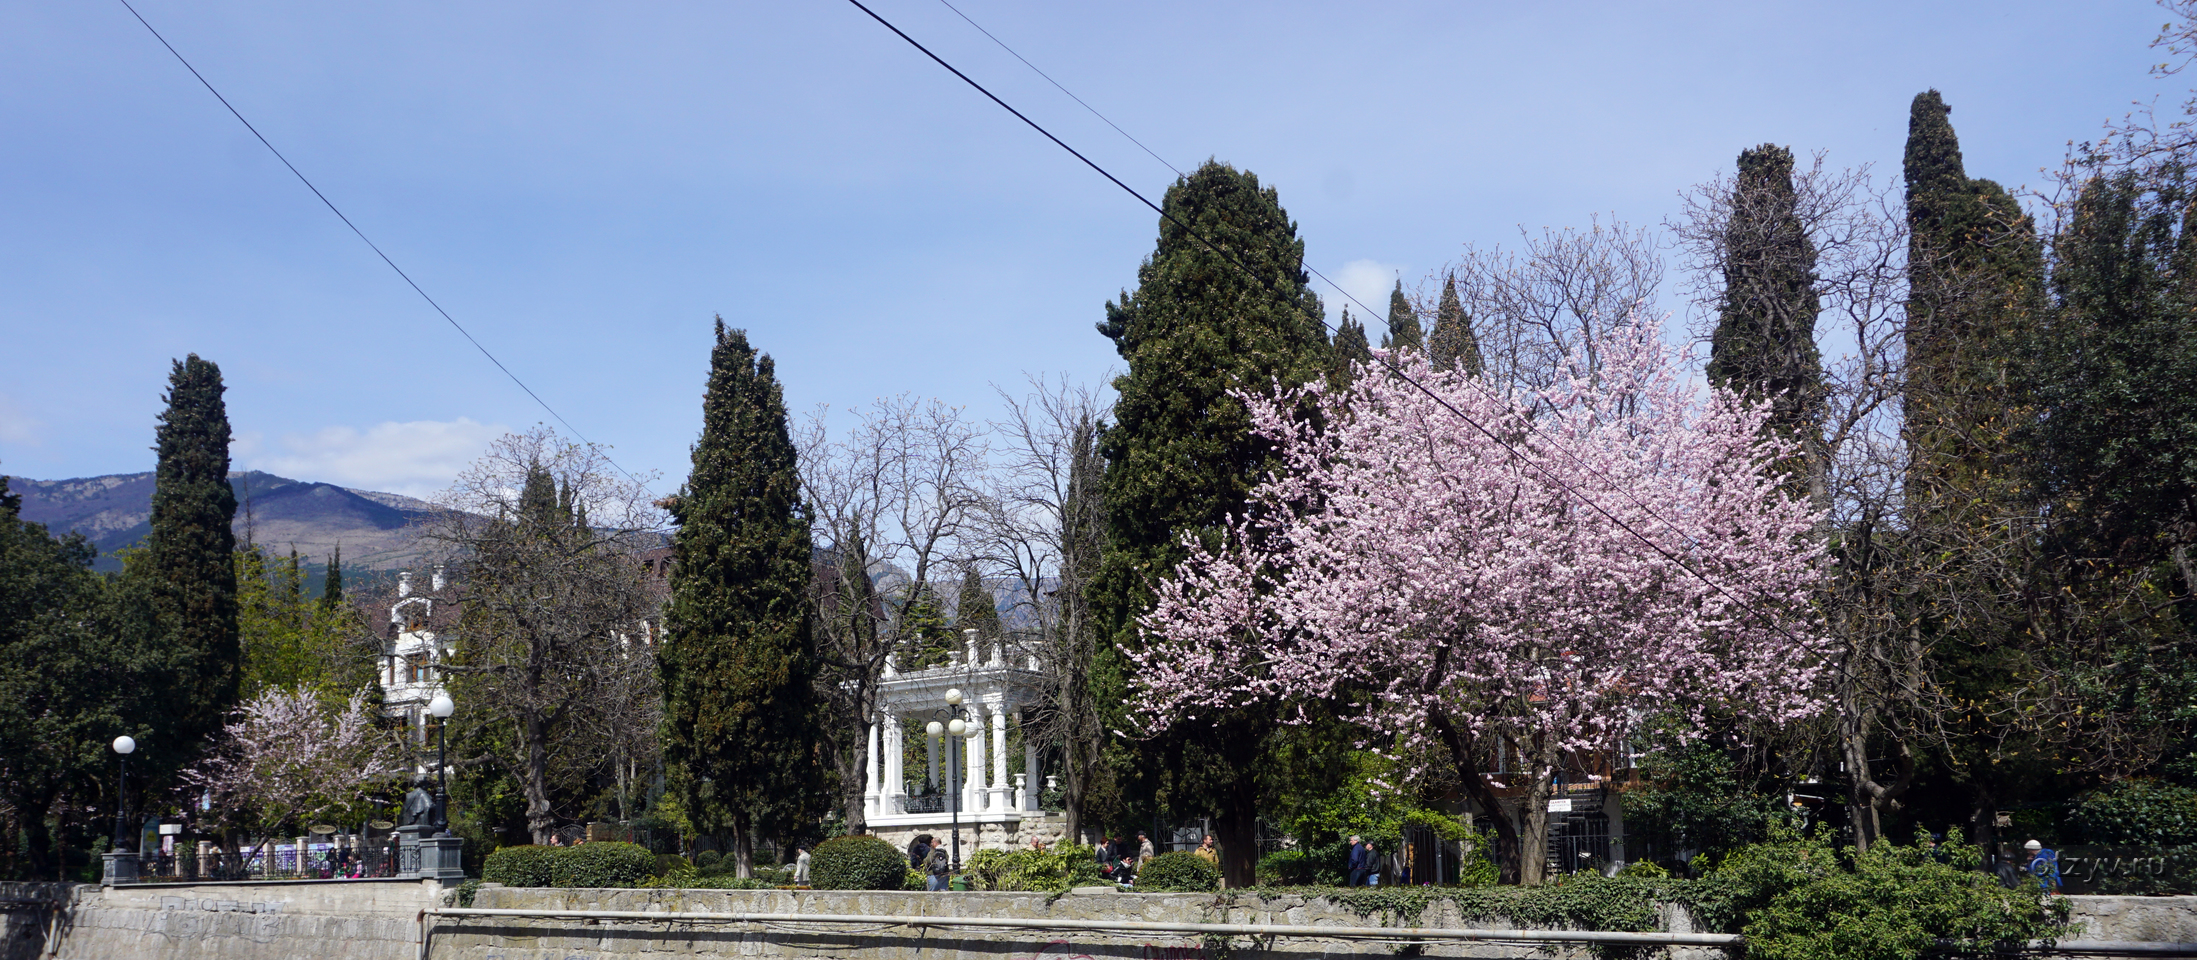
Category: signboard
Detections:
[
  {"x1": 158, "y1": 823, "x2": 183, "y2": 836},
  {"x1": 1547, "y1": 798, "x2": 1574, "y2": 813}
]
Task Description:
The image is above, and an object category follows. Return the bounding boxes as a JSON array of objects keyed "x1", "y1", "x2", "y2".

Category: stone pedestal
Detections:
[
  {"x1": 394, "y1": 824, "x2": 427, "y2": 878},
  {"x1": 417, "y1": 835, "x2": 466, "y2": 883},
  {"x1": 101, "y1": 850, "x2": 139, "y2": 886}
]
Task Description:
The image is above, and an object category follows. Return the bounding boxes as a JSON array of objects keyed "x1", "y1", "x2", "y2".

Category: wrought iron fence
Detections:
[{"x1": 131, "y1": 829, "x2": 404, "y2": 882}]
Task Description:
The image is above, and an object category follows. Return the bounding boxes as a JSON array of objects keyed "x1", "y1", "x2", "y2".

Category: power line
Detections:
[
  {"x1": 112, "y1": 0, "x2": 649, "y2": 492},
  {"x1": 933, "y1": 0, "x2": 1183, "y2": 179},
  {"x1": 842, "y1": 0, "x2": 1818, "y2": 650}
]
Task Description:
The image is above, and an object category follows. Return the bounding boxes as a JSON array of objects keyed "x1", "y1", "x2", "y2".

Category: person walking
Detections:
[
  {"x1": 910, "y1": 835, "x2": 932, "y2": 871},
  {"x1": 1347, "y1": 835, "x2": 1368, "y2": 887},
  {"x1": 1137, "y1": 832, "x2": 1156, "y2": 868},
  {"x1": 2025, "y1": 840, "x2": 2062, "y2": 894},
  {"x1": 793, "y1": 846, "x2": 812, "y2": 886}
]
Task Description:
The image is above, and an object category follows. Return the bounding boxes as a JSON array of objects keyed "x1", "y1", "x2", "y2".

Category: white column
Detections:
[
  {"x1": 965, "y1": 711, "x2": 987, "y2": 812},
  {"x1": 864, "y1": 721, "x2": 881, "y2": 816},
  {"x1": 990, "y1": 706, "x2": 1010, "y2": 812},
  {"x1": 1024, "y1": 731, "x2": 1041, "y2": 811},
  {"x1": 926, "y1": 728, "x2": 940, "y2": 792},
  {"x1": 883, "y1": 719, "x2": 904, "y2": 813}
]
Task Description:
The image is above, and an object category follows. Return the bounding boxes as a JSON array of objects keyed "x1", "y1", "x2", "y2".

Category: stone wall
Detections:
[
  {"x1": 868, "y1": 815, "x2": 1073, "y2": 861},
  {"x1": 2066, "y1": 895, "x2": 2197, "y2": 944},
  {"x1": 27, "y1": 878, "x2": 442, "y2": 960}
]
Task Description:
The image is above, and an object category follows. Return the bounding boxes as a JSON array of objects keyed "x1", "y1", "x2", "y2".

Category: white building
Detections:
[{"x1": 383, "y1": 566, "x2": 452, "y2": 741}]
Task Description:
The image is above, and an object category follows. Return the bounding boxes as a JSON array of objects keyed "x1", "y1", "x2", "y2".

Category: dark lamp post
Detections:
[
  {"x1": 111, "y1": 736, "x2": 136, "y2": 852},
  {"x1": 428, "y1": 694, "x2": 454, "y2": 836},
  {"x1": 926, "y1": 683, "x2": 975, "y2": 871}
]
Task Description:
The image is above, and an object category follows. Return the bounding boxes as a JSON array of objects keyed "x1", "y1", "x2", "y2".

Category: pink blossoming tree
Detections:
[
  {"x1": 183, "y1": 687, "x2": 407, "y2": 854},
  {"x1": 1134, "y1": 321, "x2": 1829, "y2": 885}
]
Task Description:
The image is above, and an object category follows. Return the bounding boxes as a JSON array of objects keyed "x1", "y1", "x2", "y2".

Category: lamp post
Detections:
[
  {"x1": 111, "y1": 736, "x2": 136, "y2": 852},
  {"x1": 428, "y1": 694, "x2": 454, "y2": 837},
  {"x1": 924, "y1": 687, "x2": 974, "y2": 870}
]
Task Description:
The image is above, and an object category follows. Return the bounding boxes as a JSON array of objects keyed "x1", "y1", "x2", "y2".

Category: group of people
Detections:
[
  {"x1": 1095, "y1": 832, "x2": 1156, "y2": 884},
  {"x1": 908, "y1": 834, "x2": 953, "y2": 890}
]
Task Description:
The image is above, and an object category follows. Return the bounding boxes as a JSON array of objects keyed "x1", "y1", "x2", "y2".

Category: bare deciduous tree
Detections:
[
  {"x1": 422, "y1": 427, "x2": 664, "y2": 844},
  {"x1": 799, "y1": 396, "x2": 989, "y2": 833},
  {"x1": 1437, "y1": 216, "x2": 1664, "y2": 391}
]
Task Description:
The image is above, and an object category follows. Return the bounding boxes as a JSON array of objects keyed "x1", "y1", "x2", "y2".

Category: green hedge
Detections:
[
  {"x1": 1136, "y1": 851, "x2": 1219, "y2": 892},
  {"x1": 482, "y1": 842, "x2": 656, "y2": 888},
  {"x1": 482, "y1": 845, "x2": 556, "y2": 887},
  {"x1": 964, "y1": 844, "x2": 1106, "y2": 892},
  {"x1": 2069, "y1": 780, "x2": 2197, "y2": 846},
  {"x1": 809, "y1": 835, "x2": 908, "y2": 890}
]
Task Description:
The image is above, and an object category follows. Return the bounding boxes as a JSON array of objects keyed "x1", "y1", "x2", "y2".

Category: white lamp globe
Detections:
[
  {"x1": 944, "y1": 688, "x2": 962, "y2": 706},
  {"x1": 112, "y1": 735, "x2": 136, "y2": 756},
  {"x1": 926, "y1": 720, "x2": 944, "y2": 737},
  {"x1": 947, "y1": 718, "x2": 967, "y2": 737},
  {"x1": 429, "y1": 694, "x2": 455, "y2": 719}
]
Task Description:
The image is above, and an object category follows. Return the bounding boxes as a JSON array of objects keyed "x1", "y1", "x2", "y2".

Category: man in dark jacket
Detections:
[{"x1": 1347, "y1": 835, "x2": 1368, "y2": 887}]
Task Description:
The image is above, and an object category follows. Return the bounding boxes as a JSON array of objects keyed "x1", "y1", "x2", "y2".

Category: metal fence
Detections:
[{"x1": 132, "y1": 828, "x2": 403, "y2": 882}]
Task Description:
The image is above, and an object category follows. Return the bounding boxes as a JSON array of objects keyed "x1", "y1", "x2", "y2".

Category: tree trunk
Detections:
[
  {"x1": 1213, "y1": 790, "x2": 1259, "y2": 889},
  {"x1": 732, "y1": 812, "x2": 755, "y2": 879},
  {"x1": 1518, "y1": 742, "x2": 1555, "y2": 887},
  {"x1": 525, "y1": 714, "x2": 554, "y2": 844},
  {"x1": 1428, "y1": 708, "x2": 1524, "y2": 885},
  {"x1": 24, "y1": 802, "x2": 53, "y2": 881}
]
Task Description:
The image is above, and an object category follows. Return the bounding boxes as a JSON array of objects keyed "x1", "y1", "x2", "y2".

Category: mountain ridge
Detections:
[{"x1": 6, "y1": 469, "x2": 436, "y2": 573}]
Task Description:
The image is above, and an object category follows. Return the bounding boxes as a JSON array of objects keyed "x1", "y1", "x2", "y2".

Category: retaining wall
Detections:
[{"x1": 7, "y1": 880, "x2": 2191, "y2": 959}]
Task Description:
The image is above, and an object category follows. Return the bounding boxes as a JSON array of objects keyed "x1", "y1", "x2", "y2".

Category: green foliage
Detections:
[
  {"x1": 1256, "y1": 849, "x2": 1309, "y2": 885},
  {"x1": 143, "y1": 354, "x2": 241, "y2": 757},
  {"x1": 450, "y1": 879, "x2": 482, "y2": 908},
  {"x1": 695, "y1": 849, "x2": 723, "y2": 869},
  {"x1": 904, "y1": 867, "x2": 927, "y2": 891},
  {"x1": 1135, "y1": 851, "x2": 1219, "y2": 892},
  {"x1": 1331, "y1": 307, "x2": 1373, "y2": 382},
  {"x1": 661, "y1": 321, "x2": 826, "y2": 852},
  {"x1": 808, "y1": 835, "x2": 908, "y2": 890},
  {"x1": 1427, "y1": 274, "x2": 1481, "y2": 375},
  {"x1": 1379, "y1": 279, "x2": 1423, "y2": 354},
  {"x1": 1683, "y1": 827, "x2": 2070, "y2": 960},
  {"x1": 963, "y1": 843, "x2": 1107, "y2": 892},
  {"x1": 234, "y1": 545, "x2": 368, "y2": 702},
  {"x1": 482, "y1": 845, "x2": 557, "y2": 887},
  {"x1": 1621, "y1": 737, "x2": 1799, "y2": 867},
  {"x1": 2067, "y1": 780, "x2": 2197, "y2": 845},
  {"x1": 1617, "y1": 860, "x2": 1670, "y2": 879},
  {"x1": 1706, "y1": 143, "x2": 1823, "y2": 467},
  {"x1": 548, "y1": 842, "x2": 657, "y2": 888}
]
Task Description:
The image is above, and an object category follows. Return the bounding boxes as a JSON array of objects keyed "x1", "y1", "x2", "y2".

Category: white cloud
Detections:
[
  {"x1": 0, "y1": 394, "x2": 39, "y2": 444},
  {"x1": 237, "y1": 418, "x2": 510, "y2": 499},
  {"x1": 1328, "y1": 259, "x2": 1407, "y2": 337}
]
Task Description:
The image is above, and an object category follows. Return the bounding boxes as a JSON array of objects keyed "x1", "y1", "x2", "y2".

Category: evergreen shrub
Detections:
[
  {"x1": 549, "y1": 842, "x2": 657, "y2": 888},
  {"x1": 964, "y1": 844, "x2": 1105, "y2": 892},
  {"x1": 904, "y1": 868, "x2": 927, "y2": 891},
  {"x1": 1136, "y1": 851, "x2": 1219, "y2": 892},
  {"x1": 2067, "y1": 780, "x2": 2197, "y2": 845},
  {"x1": 482, "y1": 845, "x2": 556, "y2": 887},
  {"x1": 809, "y1": 835, "x2": 907, "y2": 890},
  {"x1": 695, "y1": 849, "x2": 724, "y2": 869},
  {"x1": 1257, "y1": 849, "x2": 1309, "y2": 885}
]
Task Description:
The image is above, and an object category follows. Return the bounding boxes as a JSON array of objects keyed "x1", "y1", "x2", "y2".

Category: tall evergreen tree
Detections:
[
  {"x1": 1427, "y1": 274, "x2": 1482, "y2": 375},
  {"x1": 1706, "y1": 144, "x2": 1825, "y2": 496},
  {"x1": 321, "y1": 546, "x2": 344, "y2": 612},
  {"x1": 1379, "y1": 279, "x2": 1424, "y2": 354},
  {"x1": 660, "y1": 321, "x2": 824, "y2": 878},
  {"x1": 1903, "y1": 91, "x2": 2045, "y2": 512},
  {"x1": 1330, "y1": 306, "x2": 1373, "y2": 383},
  {"x1": 953, "y1": 568, "x2": 1000, "y2": 660},
  {"x1": 143, "y1": 354, "x2": 240, "y2": 754},
  {"x1": 1092, "y1": 160, "x2": 1328, "y2": 887}
]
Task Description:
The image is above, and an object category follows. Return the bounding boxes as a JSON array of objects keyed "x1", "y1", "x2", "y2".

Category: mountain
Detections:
[{"x1": 7, "y1": 470, "x2": 437, "y2": 573}]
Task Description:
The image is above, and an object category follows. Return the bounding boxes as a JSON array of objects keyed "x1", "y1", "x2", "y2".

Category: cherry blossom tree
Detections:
[
  {"x1": 183, "y1": 688, "x2": 406, "y2": 850},
  {"x1": 1134, "y1": 320, "x2": 1829, "y2": 885}
]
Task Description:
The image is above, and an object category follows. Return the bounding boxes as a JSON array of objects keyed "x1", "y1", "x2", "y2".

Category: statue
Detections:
[{"x1": 400, "y1": 781, "x2": 435, "y2": 828}]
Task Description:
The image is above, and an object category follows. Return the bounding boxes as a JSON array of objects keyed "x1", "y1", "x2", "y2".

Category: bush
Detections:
[
  {"x1": 549, "y1": 842, "x2": 658, "y2": 888},
  {"x1": 964, "y1": 845, "x2": 1106, "y2": 892},
  {"x1": 2068, "y1": 780, "x2": 2197, "y2": 846},
  {"x1": 809, "y1": 835, "x2": 908, "y2": 890},
  {"x1": 1257, "y1": 849, "x2": 1310, "y2": 885},
  {"x1": 695, "y1": 849, "x2": 723, "y2": 869},
  {"x1": 904, "y1": 868, "x2": 927, "y2": 891},
  {"x1": 1135, "y1": 851, "x2": 1219, "y2": 892},
  {"x1": 482, "y1": 845, "x2": 556, "y2": 887},
  {"x1": 753, "y1": 866, "x2": 793, "y2": 886}
]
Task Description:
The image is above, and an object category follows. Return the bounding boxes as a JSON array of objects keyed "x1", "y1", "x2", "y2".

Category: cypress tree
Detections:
[
  {"x1": 1706, "y1": 144, "x2": 1824, "y2": 494},
  {"x1": 1427, "y1": 274, "x2": 1482, "y2": 375},
  {"x1": 143, "y1": 354, "x2": 239, "y2": 752},
  {"x1": 1092, "y1": 160, "x2": 1328, "y2": 888},
  {"x1": 660, "y1": 321, "x2": 824, "y2": 877},
  {"x1": 1331, "y1": 306, "x2": 1373, "y2": 382},
  {"x1": 1902, "y1": 91, "x2": 2045, "y2": 513},
  {"x1": 321, "y1": 546, "x2": 344, "y2": 612},
  {"x1": 1379, "y1": 279, "x2": 1423, "y2": 354},
  {"x1": 953, "y1": 568, "x2": 1000, "y2": 659}
]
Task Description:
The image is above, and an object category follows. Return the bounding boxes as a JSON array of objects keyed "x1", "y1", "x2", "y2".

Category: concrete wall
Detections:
[{"x1": 11, "y1": 880, "x2": 2189, "y2": 960}]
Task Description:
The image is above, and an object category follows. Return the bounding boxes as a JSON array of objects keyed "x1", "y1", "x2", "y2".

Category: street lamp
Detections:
[
  {"x1": 111, "y1": 735, "x2": 136, "y2": 852},
  {"x1": 925, "y1": 685, "x2": 975, "y2": 870},
  {"x1": 428, "y1": 694, "x2": 454, "y2": 837}
]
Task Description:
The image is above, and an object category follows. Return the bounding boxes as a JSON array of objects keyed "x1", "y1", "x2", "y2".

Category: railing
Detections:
[
  {"x1": 900, "y1": 795, "x2": 948, "y2": 815},
  {"x1": 131, "y1": 835, "x2": 403, "y2": 882}
]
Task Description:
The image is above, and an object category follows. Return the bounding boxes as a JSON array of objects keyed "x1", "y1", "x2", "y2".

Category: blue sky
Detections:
[{"x1": 0, "y1": 0, "x2": 2172, "y2": 498}]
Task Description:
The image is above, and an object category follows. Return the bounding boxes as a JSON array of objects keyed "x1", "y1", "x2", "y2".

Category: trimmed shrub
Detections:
[
  {"x1": 1257, "y1": 849, "x2": 1309, "y2": 885},
  {"x1": 2068, "y1": 780, "x2": 2197, "y2": 845},
  {"x1": 482, "y1": 845, "x2": 556, "y2": 887},
  {"x1": 1135, "y1": 851, "x2": 1218, "y2": 892},
  {"x1": 695, "y1": 849, "x2": 724, "y2": 869},
  {"x1": 753, "y1": 865, "x2": 793, "y2": 886},
  {"x1": 809, "y1": 835, "x2": 908, "y2": 890},
  {"x1": 549, "y1": 842, "x2": 657, "y2": 888},
  {"x1": 904, "y1": 868, "x2": 927, "y2": 891}
]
